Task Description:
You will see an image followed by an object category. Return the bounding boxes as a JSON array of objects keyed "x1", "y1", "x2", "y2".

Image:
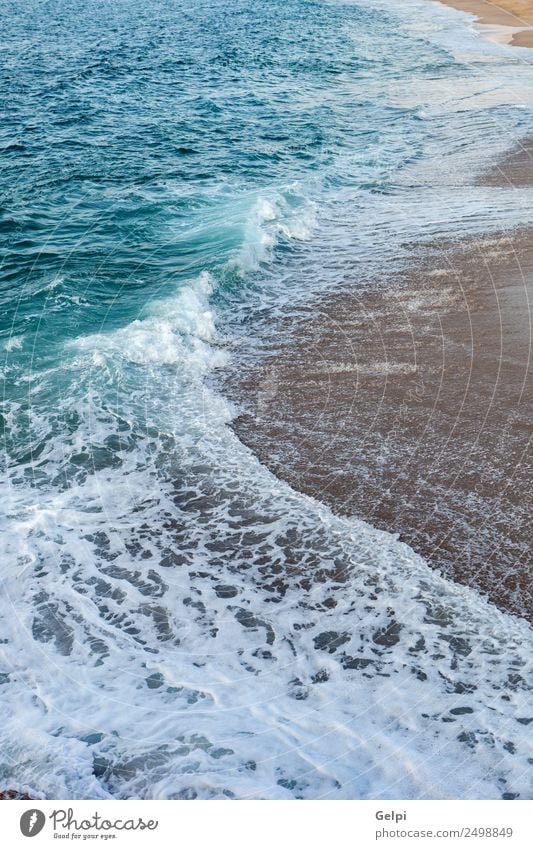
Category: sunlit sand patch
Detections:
[{"x1": 435, "y1": 0, "x2": 533, "y2": 48}]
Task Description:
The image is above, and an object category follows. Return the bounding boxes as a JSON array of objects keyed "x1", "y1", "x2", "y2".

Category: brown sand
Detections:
[
  {"x1": 223, "y1": 162, "x2": 533, "y2": 620},
  {"x1": 478, "y1": 137, "x2": 533, "y2": 185},
  {"x1": 436, "y1": 0, "x2": 533, "y2": 46}
]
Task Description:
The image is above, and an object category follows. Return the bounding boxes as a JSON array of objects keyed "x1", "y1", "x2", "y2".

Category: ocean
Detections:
[{"x1": 1, "y1": 0, "x2": 532, "y2": 799}]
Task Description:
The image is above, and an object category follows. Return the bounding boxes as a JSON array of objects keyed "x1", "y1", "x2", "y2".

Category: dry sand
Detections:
[
  {"x1": 436, "y1": 0, "x2": 533, "y2": 46},
  {"x1": 223, "y1": 154, "x2": 533, "y2": 621}
]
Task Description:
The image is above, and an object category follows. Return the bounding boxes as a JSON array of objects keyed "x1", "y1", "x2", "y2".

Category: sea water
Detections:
[{"x1": 1, "y1": 0, "x2": 532, "y2": 799}]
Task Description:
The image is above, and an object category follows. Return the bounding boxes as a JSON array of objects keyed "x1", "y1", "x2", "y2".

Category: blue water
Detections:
[{"x1": 1, "y1": 0, "x2": 532, "y2": 799}]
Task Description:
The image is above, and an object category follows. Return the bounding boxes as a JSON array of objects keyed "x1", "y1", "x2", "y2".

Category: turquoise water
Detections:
[
  {"x1": 2, "y1": 0, "x2": 531, "y2": 397},
  {"x1": 1, "y1": 0, "x2": 533, "y2": 799}
]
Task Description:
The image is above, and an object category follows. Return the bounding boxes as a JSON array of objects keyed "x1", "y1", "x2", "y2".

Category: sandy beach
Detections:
[
  {"x1": 436, "y1": 0, "x2": 533, "y2": 46},
  {"x1": 224, "y1": 153, "x2": 533, "y2": 621}
]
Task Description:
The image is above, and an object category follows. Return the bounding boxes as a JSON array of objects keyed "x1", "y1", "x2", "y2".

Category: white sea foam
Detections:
[
  {"x1": 3, "y1": 335, "x2": 24, "y2": 352},
  {"x1": 233, "y1": 193, "x2": 317, "y2": 276},
  {"x1": 74, "y1": 271, "x2": 227, "y2": 373}
]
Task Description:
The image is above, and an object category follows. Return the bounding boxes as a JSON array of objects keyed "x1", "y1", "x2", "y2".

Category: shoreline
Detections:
[
  {"x1": 223, "y1": 149, "x2": 533, "y2": 620},
  {"x1": 435, "y1": 0, "x2": 533, "y2": 46}
]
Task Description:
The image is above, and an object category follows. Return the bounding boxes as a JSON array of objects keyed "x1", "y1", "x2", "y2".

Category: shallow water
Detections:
[{"x1": 1, "y1": 0, "x2": 532, "y2": 799}]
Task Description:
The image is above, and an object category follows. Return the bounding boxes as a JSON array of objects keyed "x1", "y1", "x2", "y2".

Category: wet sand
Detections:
[
  {"x1": 223, "y1": 159, "x2": 533, "y2": 621},
  {"x1": 478, "y1": 137, "x2": 533, "y2": 186},
  {"x1": 436, "y1": 0, "x2": 533, "y2": 46}
]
